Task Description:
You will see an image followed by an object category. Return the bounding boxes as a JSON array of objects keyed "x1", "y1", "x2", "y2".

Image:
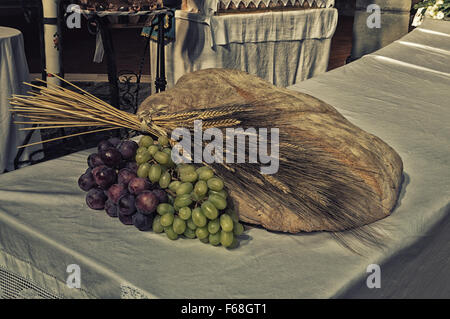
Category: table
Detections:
[
  {"x1": 150, "y1": 8, "x2": 338, "y2": 89},
  {"x1": 289, "y1": 18, "x2": 450, "y2": 297},
  {"x1": 0, "y1": 27, "x2": 42, "y2": 173},
  {"x1": 0, "y1": 18, "x2": 449, "y2": 299}
]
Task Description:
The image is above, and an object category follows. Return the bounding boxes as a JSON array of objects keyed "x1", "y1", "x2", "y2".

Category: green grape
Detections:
[
  {"x1": 207, "y1": 177, "x2": 224, "y2": 191},
  {"x1": 158, "y1": 135, "x2": 169, "y2": 147},
  {"x1": 208, "y1": 194, "x2": 227, "y2": 210},
  {"x1": 162, "y1": 147, "x2": 172, "y2": 155},
  {"x1": 173, "y1": 216, "x2": 187, "y2": 235},
  {"x1": 208, "y1": 189, "x2": 228, "y2": 199},
  {"x1": 177, "y1": 164, "x2": 195, "y2": 175},
  {"x1": 183, "y1": 227, "x2": 196, "y2": 239},
  {"x1": 174, "y1": 194, "x2": 192, "y2": 208},
  {"x1": 137, "y1": 163, "x2": 151, "y2": 178},
  {"x1": 157, "y1": 203, "x2": 174, "y2": 215},
  {"x1": 168, "y1": 194, "x2": 175, "y2": 205},
  {"x1": 154, "y1": 151, "x2": 170, "y2": 165},
  {"x1": 178, "y1": 206, "x2": 192, "y2": 220},
  {"x1": 200, "y1": 237, "x2": 209, "y2": 244},
  {"x1": 164, "y1": 226, "x2": 178, "y2": 240},
  {"x1": 162, "y1": 148, "x2": 175, "y2": 167},
  {"x1": 226, "y1": 208, "x2": 239, "y2": 223},
  {"x1": 135, "y1": 152, "x2": 151, "y2": 165},
  {"x1": 233, "y1": 222, "x2": 244, "y2": 236},
  {"x1": 186, "y1": 218, "x2": 197, "y2": 230},
  {"x1": 168, "y1": 181, "x2": 181, "y2": 193},
  {"x1": 220, "y1": 214, "x2": 234, "y2": 232},
  {"x1": 220, "y1": 230, "x2": 234, "y2": 247},
  {"x1": 176, "y1": 182, "x2": 193, "y2": 196},
  {"x1": 180, "y1": 171, "x2": 198, "y2": 183},
  {"x1": 209, "y1": 232, "x2": 221, "y2": 246},
  {"x1": 201, "y1": 201, "x2": 218, "y2": 220},
  {"x1": 136, "y1": 147, "x2": 149, "y2": 155},
  {"x1": 194, "y1": 180, "x2": 208, "y2": 196},
  {"x1": 195, "y1": 226, "x2": 209, "y2": 240},
  {"x1": 148, "y1": 145, "x2": 159, "y2": 156},
  {"x1": 159, "y1": 171, "x2": 171, "y2": 189},
  {"x1": 152, "y1": 216, "x2": 164, "y2": 233},
  {"x1": 160, "y1": 212, "x2": 174, "y2": 227},
  {"x1": 197, "y1": 167, "x2": 214, "y2": 181},
  {"x1": 195, "y1": 166, "x2": 207, "y2": 174},
  {"x1": 192, "y1": 207, "x2": 207, "y2": 227},
  {"x1": 148, "y1": 164, "x2": 162, "y2": 183},
  {"x1": 191, "y1": 191, "x2": 206, "y2": 202},
  {"x1": 207, "y1": 219, "x2": 220, "y2": 234},
  {"x1": 139, "y1": 135, "x2": 154, "y2": 148}
]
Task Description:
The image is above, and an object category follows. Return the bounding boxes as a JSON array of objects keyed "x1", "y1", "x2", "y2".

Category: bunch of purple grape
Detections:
[
  {"x1": 78, "y1": 135, "x2": 245, "y2": 248},
  {"x1": 78, "y1": 137, "x2": 161, "y2": 231}
]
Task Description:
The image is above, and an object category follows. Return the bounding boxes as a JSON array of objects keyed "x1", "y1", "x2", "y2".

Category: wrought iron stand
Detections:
[{"x1": 87, "y1": 8, "x2": 174, "y2": 111}]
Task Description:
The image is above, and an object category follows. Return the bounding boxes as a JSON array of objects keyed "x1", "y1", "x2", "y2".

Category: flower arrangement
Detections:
[{"x1": 414, "y1": 0, "x2": 450, "y2": 22}]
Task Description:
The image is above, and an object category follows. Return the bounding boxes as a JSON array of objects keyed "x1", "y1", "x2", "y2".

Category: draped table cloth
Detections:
[
  {"x1": 150, "y1": 8, "x2": 338, "y2": 90},
  {"x1": 0, "y1": 27, "x2": 42, "y2": 173},
  {"x1": 0, "y1": 19, "x2": 449, "y2": 298}
]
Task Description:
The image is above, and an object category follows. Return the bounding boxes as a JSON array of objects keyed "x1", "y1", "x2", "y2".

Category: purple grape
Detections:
[
  {"x1": 135, "y1": 190, "x2": 159, "y2": 215},
  {"x1": 87, "y1": 153, "x2": 105, "y2": 168},
  {"x1": 118, "y1": 140, "x2": 138, "y2": 160},
  {"x1": 132, "y1": 213, "x2": 153, "y2": 231},
  {"x1": 98, "y1": 139, "x2": 113, "y2": 152},
  {"x1": 85, "y1": 167, "x2": 92, "y2": 174},
  {"x1": 118, "y1": 194, "x2": 136, "y2": 216},
  {"x1": 118, "y1": 160, "x2": 127, "y2": 169},
  {"x1": 100, "y1": 147, "x2": 122, "y2": 167},
  {"x1": 125, "y1": 161, "x2": 138, "y2": 173},
  {"x1": 78, "y1": 171, "x2": 97, "y2": 192},
  {"x1": 152, "y1": 188, "x2": 168, "y2": 203},
  {"x1": 108, "y1": 137, "x2": 121, "y2": 148},
  {"x1": 93, "y1": 166, "x2": 117, "y2": 190},
  {"x1": 91, "y1": 165, "x2": 105, "y2": 177},
  {"x1": 118, "y1": 168, "x2": 137, "y2": 185},
  {"x1": 105, "y1": 199, "x2": 119, "y2": 217},
  {"x1": 128, "y1": 177, "x2": 152, "y2": 195},
  {"x1": 107, "y1": 183, "x2": 128, "y2": 204},
  {"x1": 86, "y1": 188, "x2": 107, "y2": 210},
  {"x1": 118, "y1": 212, "x2": 134, "y2": 225}
]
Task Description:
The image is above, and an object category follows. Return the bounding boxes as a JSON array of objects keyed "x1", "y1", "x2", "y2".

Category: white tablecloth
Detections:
[
  {"x1": 150, "y1": 9, "x2": 338, "y2": 89},
  {"x1": 0, "y1": 19, "x2": 449, "y2": 299},
  {"x1": 0, "y1": 27, "x2": 42, "y2": 173}
]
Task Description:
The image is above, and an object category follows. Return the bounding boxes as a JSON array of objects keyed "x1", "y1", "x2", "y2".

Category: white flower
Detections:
[
  {"x1": 436, "y1": 11, "x2": 445, "y2": 19},
  {"x1": 436, "y1": 0, "x2": 444, "y2": 5}
]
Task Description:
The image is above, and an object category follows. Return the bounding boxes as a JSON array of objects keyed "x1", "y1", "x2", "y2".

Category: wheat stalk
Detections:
[{"x1": 9, "y1": 72, "x2": 248, "y2": 149}]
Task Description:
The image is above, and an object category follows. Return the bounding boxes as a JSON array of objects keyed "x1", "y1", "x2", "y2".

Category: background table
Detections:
[
  {"x1": 0, "y1": 27, "x2": 42, "y2": 173},
  {"x1": 0, "y1": 19, "x2": 449, "y2": 298},
  {"x1": 150, "y1": 8, "x2": 338, "y2": 90}
]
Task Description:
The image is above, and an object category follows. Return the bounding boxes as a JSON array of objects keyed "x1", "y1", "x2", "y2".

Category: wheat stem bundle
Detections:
[{"x1": 10, "y1": 73, "x2": 249, "y2": 149}]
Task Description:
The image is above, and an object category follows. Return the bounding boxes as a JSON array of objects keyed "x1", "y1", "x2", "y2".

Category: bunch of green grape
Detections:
[{"x1": 135, "y1": 135, "x2": 245, "y2": 248}]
